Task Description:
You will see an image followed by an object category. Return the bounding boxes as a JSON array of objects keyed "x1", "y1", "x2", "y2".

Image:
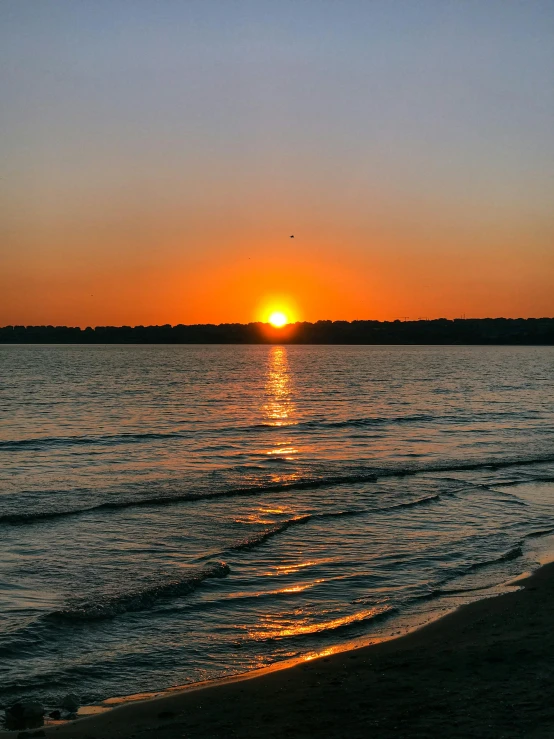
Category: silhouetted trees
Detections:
[{"x1": 1, "y1": 318, "x2": 553, "y2": 344}]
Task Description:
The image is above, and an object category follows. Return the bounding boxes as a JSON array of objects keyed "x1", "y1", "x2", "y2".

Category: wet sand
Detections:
[{"x1": 12, "y1": 562, "x2": 554, "y2": 738}]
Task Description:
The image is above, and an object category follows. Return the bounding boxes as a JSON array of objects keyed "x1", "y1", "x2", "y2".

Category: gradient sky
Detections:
[{"x1": 1, "y1": 0, "x2": 553, "y2": 326}]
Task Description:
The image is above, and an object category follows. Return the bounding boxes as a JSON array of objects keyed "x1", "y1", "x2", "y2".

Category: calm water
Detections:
[{"x1": 1, "y1": 344, "x2": 554, "y2": 710}]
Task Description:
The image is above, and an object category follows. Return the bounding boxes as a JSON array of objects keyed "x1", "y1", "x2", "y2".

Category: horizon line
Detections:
[{"x1": 2, "y1": 316, "x2": 554, "y2": 331}]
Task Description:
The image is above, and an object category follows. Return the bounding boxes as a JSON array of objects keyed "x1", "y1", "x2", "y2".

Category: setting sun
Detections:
[{"x1": 268, "y1": 311, "x2": 288, "y2": 328}]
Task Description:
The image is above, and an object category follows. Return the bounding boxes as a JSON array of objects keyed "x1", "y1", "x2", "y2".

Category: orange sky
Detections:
[
  {"x1": 3, "y1": 195, "x2": 552, "y2": 326},
  {"x1": 2, "y1": 2, "x2": 553, "y2": 326}
]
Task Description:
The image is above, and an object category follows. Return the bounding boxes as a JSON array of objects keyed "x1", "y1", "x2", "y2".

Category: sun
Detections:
[{"x1": 268, "y1": 311, "x2": 288, "y2": 328}]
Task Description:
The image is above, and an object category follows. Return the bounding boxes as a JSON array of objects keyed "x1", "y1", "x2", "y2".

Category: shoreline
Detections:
[{"x1": 7, "y1": 560, "x2": 554, "y2": 738}]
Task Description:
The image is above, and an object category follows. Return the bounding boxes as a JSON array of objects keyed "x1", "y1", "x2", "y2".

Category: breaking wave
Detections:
[{"x1": 49, "y1": 561, "x2": 230, "y2": 621}]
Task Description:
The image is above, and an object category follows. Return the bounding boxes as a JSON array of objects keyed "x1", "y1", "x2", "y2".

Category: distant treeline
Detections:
[{"x1": 1, "y1": 318, "x2": 554, "y2": 344}]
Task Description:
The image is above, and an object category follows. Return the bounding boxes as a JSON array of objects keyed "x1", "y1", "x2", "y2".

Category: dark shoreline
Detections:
[
  {"x1": 2, "y1": 318, "x2": 554, "y2": 345},
  {"x1": 7, "y1": 560, "x2": 554, "y2": 738}
]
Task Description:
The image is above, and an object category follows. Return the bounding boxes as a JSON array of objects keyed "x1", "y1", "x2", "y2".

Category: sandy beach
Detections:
[{"x1": 5, "y1": 561, "x2": 553, "y2": 739}]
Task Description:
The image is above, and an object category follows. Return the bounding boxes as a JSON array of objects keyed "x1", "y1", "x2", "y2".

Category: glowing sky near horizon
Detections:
[{"x1": 1, "y1": 0, "x2": 553, "y2": 326}]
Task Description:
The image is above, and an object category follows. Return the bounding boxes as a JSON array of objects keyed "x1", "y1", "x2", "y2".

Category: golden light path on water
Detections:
[
  {"x1": 246, "y1": 346, "x2": 376, "y2": 644},
  {"x1": 263, "y1": 346, "x2": 295, "y2": 427},
  {"x1": 238, "y1": 345, "x2": 303, "y2": 532},
  {"x1": 262, "y1": 345, "x2": 300, "y2": 467}
]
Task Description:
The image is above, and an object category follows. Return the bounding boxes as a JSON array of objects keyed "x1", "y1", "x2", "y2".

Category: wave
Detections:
[
  {"x1": 491, "y1": 476, "x2": 554, "y2": 488},
  {"x1": 381, "y1": 493, "x2": 442, "y2": 511},
  {"x1": 259, "y1": 414, "x2": 436, "y2": 431},
  {"x1": 231, "y1": 516, "x2": 312, "y2": 551},
  {"x1": 0, "y1": 481, "x2": 376, "y2": 525},
  {"x1": 253, "y1": 409, "x2": 539, "y2": 432},
  {"x1": 317, "y1": 509, "x2": 366, "y2": 519},
  {"x1": 468, "y1": 544, "x2": 523, "y2": 571},
  {"x1": 49, "y1": 561, "x2": 230, "y2": 621},
  {"x1": 0, "y1": 431, "x2": 188, "y2": 451},
  {"x1": 416, "y1": 545, "x2": 525, "y2": 603},
  {"x1": 427, "y1": 583, "x2": 500, "y2": 598},
  {"x1": 0, "y1": 414, "x2": 434, "y2": 450},
  {"x1": 487, "y1": 492, "x2": 528, "y2": 506},
  {"x1": 524, "y1": 527, "x2": 554, "y2": 539},
  {"x1": 0, "y1": 417, "x2": 435, "y2": 450},
  {"x1": 254, "y1": 605, "x2": 397, "y2": 642},
  {"x1": 0, "y1": 408, "x2": 540, "y2": 452},
  {"x1": 2, "y1": 453, "x2": 554, "y2": 527},
  {"x1": 230, "y1": 509, "x2": 366, "y2": 552}
]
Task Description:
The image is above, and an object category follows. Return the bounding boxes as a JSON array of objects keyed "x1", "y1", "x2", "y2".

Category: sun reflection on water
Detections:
[
  {"x1": 263, "y1": 346, "x2": 295, "y2": 427},
  {"x1": 249, "y1": 605, "x2": 392, "y2": 641},
  {"x1": 261, "y1": 345, "x2": 304, "y2": 482},
  {"x1": 265, "y1": 558, "x2": 335, "y2": 577}
]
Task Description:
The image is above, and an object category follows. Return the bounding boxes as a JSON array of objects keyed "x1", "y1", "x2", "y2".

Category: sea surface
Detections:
[{"x1": 1, "y1": 344, "x2": 554, "y2": 711}]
